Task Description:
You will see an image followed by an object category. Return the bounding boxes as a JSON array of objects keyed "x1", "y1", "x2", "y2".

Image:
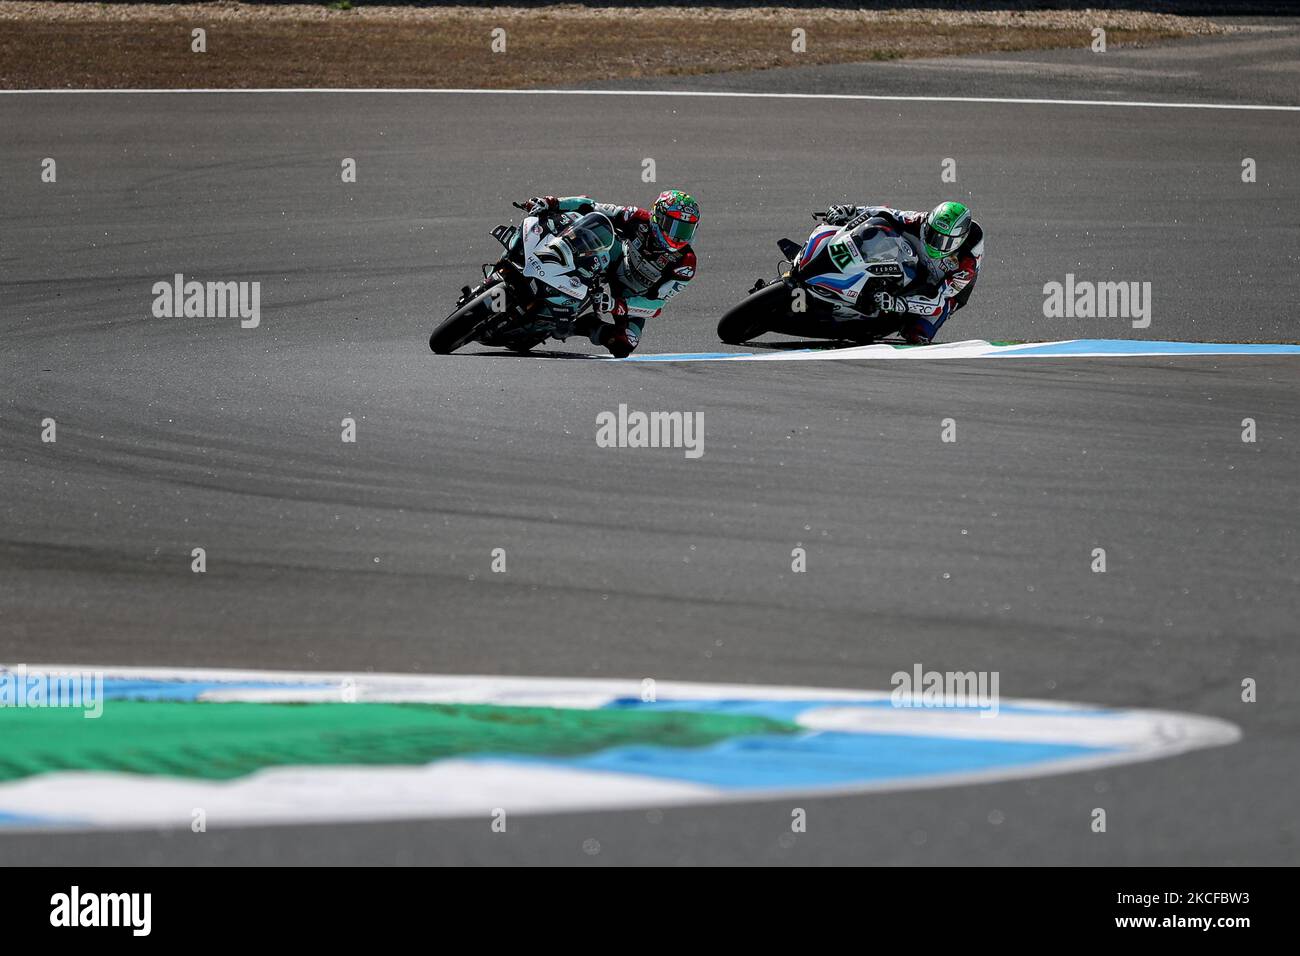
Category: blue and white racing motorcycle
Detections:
[{"x1": 717, "y1": 212, "x2": 924, "y2": 346}]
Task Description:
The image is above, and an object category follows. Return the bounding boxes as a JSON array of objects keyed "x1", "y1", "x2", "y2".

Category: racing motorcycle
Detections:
[
  {"x1": 717, "y1": 212, "x2": 925, "y2": 346},
  {"x1": 429, "y1": 203, "x2": 615, "y2": 355}
]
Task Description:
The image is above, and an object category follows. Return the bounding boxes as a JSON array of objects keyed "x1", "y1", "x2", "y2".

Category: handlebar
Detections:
[
  {"x1": 515, "y1": 200, "x2": 556, "y2": 227},
  {"x1": 811, "y1": 211, "x2": 827, "y2": 221},
  {"x1": 516, "y1": 200, "x2": 558, "y2": 224}
]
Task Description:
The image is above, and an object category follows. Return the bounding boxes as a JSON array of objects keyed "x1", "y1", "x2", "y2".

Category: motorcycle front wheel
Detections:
[
  {"x1": 716, "y1": 282, "x2": 792, "y2": 345},
  {"x1": 429, "y1": 283, "x2": 510, "y2": 354}
]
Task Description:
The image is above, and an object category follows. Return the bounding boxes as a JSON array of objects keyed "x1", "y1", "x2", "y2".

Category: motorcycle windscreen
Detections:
[
  {"x1": 559, "y1": 212, "x2": 616, "y2": 272},
  {"x1": 851, "y1": 224, "x2": 920, "y2": 285}
]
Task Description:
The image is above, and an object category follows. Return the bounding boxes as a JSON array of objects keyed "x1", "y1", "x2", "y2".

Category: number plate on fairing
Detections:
[{"x1": 522, "y1": 217, "x2": 590, "y2": 301}]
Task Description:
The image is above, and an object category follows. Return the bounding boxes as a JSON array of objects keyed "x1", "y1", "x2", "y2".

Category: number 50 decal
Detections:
[{"x1": 828, "y1": 242, "x2": 855, "y2": 270}]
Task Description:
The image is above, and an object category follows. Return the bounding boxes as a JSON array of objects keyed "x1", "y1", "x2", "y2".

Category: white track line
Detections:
[{"x1": 2, "y1": 87, "x2": 1297, "y2": 112}]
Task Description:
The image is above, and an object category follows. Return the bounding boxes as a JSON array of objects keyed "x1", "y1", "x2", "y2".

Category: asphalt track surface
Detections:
[{"x1": 2, "y1": 74, "x2": 1299, "y2": 863}]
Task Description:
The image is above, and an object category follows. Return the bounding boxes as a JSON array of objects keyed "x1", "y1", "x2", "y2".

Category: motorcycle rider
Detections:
[
  {"x1": 522, "y1": 189, "x2": 700, "y2": 357},
  {"x1": 822, "y1": 201, "x2": 983, "y2": 344}
]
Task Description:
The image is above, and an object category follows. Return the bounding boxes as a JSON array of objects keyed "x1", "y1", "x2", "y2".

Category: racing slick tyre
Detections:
[
  {"x1": 430, "y1": 283, "x2": 508, "y2": 354},
  {"x1": 717, "y1": 282, "x2": 790, "y2": 345}
]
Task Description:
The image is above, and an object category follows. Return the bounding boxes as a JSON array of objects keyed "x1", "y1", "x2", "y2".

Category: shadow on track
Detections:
[
  {"x1": 746, "y1": 336, "x2": 909, "y2": 351},
  {"x1": 452, "y1": 349, "x2": 606, "y2": 360}
]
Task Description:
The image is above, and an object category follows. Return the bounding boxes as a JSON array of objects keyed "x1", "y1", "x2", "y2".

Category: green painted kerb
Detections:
[{"x1": 0, "y1": 702, "x2": 799, "y2": 781}]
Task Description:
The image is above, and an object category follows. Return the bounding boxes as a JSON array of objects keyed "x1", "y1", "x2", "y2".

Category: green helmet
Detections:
[{"x1": 922, "y1": 201, "x2": 972, "y2": 259}]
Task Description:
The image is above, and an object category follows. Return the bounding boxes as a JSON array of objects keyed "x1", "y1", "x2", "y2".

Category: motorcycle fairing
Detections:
[
  {"x1": 521, "y1": 215, "x2": 591, "y2": 301},
  {"x1": 799, "y1": 225, "x2": 868, "y2": 307}
]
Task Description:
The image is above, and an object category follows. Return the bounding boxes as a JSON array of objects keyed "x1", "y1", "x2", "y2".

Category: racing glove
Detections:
[
  {"x1": 523, "y1": 196, "x2": 558, "y2": 214},
  {"x1": 873, "y1": 291, "x2": 909, "y2": 314},
  {"x1": 825, "y1": 204, "x2": 859, "y2": 225}
]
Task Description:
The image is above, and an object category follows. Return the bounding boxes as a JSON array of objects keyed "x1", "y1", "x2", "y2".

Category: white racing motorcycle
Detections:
[
  {"x1": 429, "y1": 203, "x2": 615, "y2": 355},
  {"x1": 717, "y1": 212, "x2": 926, "y2": 346}
]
